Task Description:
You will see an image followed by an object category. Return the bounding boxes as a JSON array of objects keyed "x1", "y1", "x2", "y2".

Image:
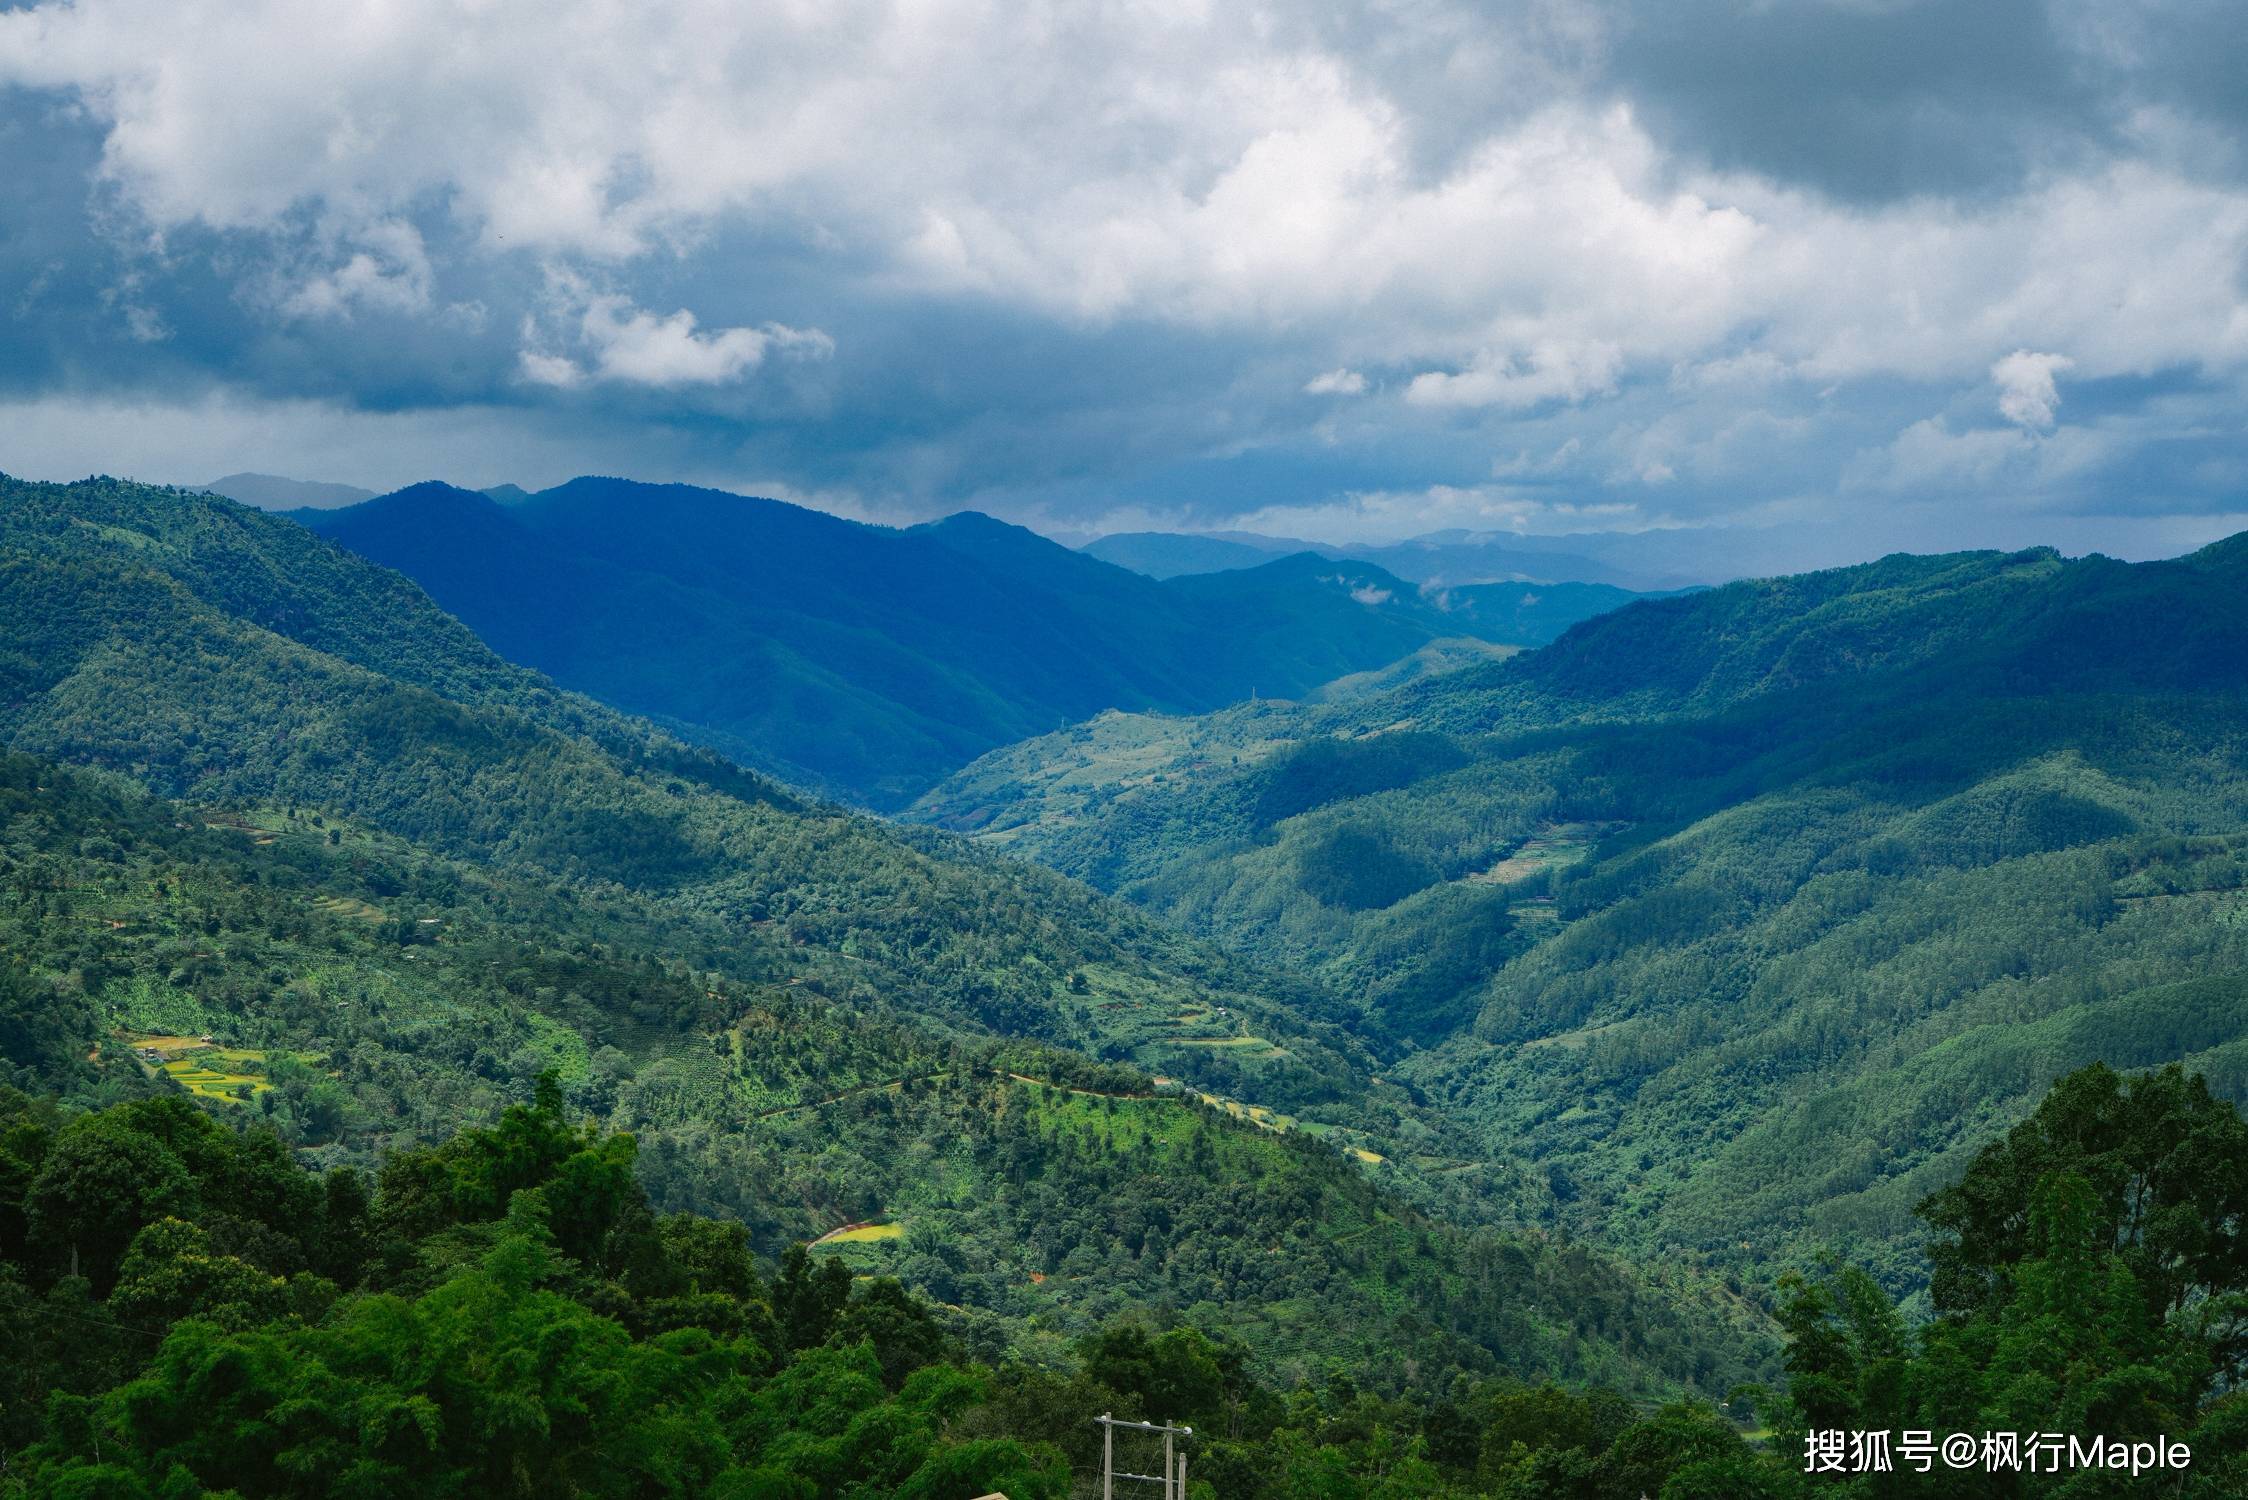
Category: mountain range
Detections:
[
  {"x1": 11, "y1": 466, "x2": 2248, "y2": 1444},
  {"x1": 1082, "y1": 526, "x2": 1728, "y2": 590},
  {"x1": 0, "y1": 470, "x2": 1756, "y2": 1391},
  {"x1": 287, "y1": 477, "x2": 1663, "y2": 807},
  {"x1": 914, "y1": 538, "x2": 2248, "y2": 1290},
  {"x1": 1077, "y1": 518, "x2": 2019, "y2": 592},
  {"x1": 198, "y1": 471, "x2": 378, "y2": 510}
]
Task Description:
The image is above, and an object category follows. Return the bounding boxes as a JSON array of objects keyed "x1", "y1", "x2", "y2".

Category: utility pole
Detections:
[{"x1": 1095, "y1": 1412, "x2": 1194, "y2": 1499}]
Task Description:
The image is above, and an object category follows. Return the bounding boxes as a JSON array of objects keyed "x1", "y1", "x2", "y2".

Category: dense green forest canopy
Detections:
[
  {"x1": 3, "y1": 1066, "x2": 2240, "y2": 1496},
  {"x1": 911, "y1": 538, "x2": 2248, "y2": 1294}
]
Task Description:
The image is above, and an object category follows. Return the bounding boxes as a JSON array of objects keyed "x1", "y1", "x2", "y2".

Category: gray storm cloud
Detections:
[{"x1": 0, "y1": 0, "x2": 2244, "y2": 559}]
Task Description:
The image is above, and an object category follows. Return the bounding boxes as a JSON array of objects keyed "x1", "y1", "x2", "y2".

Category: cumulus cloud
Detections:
[
  {"x1": 273, "y1": 220, "x2": 434, "y2": 320},
  {"x1": 1305, "y1": 368, "x2": 1368, "y2": 395},
  {"x1": 4, "y1": 7, "x2": 2242, "y2": 381},
  {"x1": 1845, "y1": 412, "x2": 2114, "y2": 498},
  {"x1": 0, "y1": 0, "x2": 2246, "y2": 554},
  {"x1": 1992, "y1": 349, "x2": 2076, "y2": 430},
  {"x1": 9, "y1": 0, "x2": 2237, "y2": 390},
  {"x1": 519, "y1": 279, "x2": 832, "y2": 389},
  {"x1": 1849, "y1": 418, "x2": 2035, "y2": 493},
  {"x1": 515, "y1": 350, "x2": 590, "y2": 391},
  {"x1": 1406, "y1": 341, "x2": 1626, "y2": 410}
]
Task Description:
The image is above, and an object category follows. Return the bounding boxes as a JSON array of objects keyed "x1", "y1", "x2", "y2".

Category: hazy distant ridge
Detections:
[
  {"x1": 293, "y1": 477, "x2": 1661, "y2": 805},
  {"x1": 199, "y1": 472, "x2": 377, "y2": 510}
]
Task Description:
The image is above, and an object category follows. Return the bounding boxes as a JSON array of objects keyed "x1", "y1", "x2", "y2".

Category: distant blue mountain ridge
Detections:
[
  {"x1": 1081, "y1": 526, "x2": 1716, "y2": 590},
  {"x1": 288, "y1": 476, "x2": 1669, "y2": 806}
]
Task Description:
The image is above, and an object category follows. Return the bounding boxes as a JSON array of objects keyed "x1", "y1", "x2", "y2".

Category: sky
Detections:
[{"x1": 3, "y1": 0, "x2": 2247, "y2": 567}]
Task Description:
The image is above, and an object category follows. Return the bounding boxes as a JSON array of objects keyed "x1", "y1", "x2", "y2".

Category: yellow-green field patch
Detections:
[
  {"x1": 811, "y1": 1220, "x2": 905, "y2": 1246},
  {"x1": 1464, "y1": 820, "x2": 1627, "y2": 886},
  {"x1": 1174, "y1": 1034, "x2": 1283, "y2": 1053},
  {"x1": 129, "y1": 1034, "x2": 210, "y2": 1054},
  {"x1": 1193, "y1": 1093, "x2": 1295, "y2": 1132},
  {"x1": 165, "y1": 1061, "x2": 265, "y2": 1101},
  {"x1": 123, "y1": 1033, "x2": 322, "y2": 1106}
]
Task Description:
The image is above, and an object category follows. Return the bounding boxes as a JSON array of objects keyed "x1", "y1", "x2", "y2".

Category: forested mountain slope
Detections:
[
  {"x1": 290, "y1": 477, "x2": 1648, "y2": 806},
  {"x1": 0, "y1": 472, "x2": 1759, "y2": 1391},
  {"x1": 912, "y1": 540, "x2": 2248, "y2": 1290}
]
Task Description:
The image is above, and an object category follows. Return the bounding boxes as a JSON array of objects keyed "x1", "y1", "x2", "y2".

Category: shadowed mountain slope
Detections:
[{"x1": 294, "y1": 478, "x2": 1649, "y2": 805}]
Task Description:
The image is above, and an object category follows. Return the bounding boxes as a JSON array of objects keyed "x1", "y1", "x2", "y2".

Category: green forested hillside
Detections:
[
  {"x1": 0, "y1": 473, "x2": 1759, "y2": 1394},
  {"x1": 11, "y1": 474, "x2": 2248, "y2": 1492},
  {"x1": 0, "y1": 473, "x2": 1348, "y2": 1071},
  {"x1": 290, "y1": 478, "x2": 1639, "y2": 807},
  {"x1": 6, "y1": 1065, "x2": 2242, "y2": 1497},
  {"x1": 911, "y1": 541, "x2": 2248, "y2": 1291}
]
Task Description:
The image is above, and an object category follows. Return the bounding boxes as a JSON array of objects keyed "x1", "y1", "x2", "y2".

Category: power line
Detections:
[
  {"x1": 1095, "y1": 1413, "x2": 1191, "y2": 1500},
  {"x1": 2, "y1": 1297, "x2": 170, "y2": 1341}
]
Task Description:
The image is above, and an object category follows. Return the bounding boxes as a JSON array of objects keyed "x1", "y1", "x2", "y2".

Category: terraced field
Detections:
[
  {"x1": 125, "y1": 1034, "x2": 268, "y2": 1100},
  {"x1": 123, "y1": 1033, "x2": 320, "y2": 1103}
]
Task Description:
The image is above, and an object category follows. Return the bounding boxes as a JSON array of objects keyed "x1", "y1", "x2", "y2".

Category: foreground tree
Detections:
[
  {"x1": 1919, "y1": 1062, "x2": 2248, "y2": 1370},
  {"x1": 1782, "y1": 1063, "x2": 2248, "y2": 1497}
]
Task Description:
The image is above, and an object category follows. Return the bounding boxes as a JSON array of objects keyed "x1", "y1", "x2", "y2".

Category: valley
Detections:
[
  {"x1": 0, "y1": 473, "x2": 1758, "y2": 1397},
  {"x1": 5, "y1": 472, "x2": 2247, "y2": 1494},
  {"x1": 912, "y1": 541, "x2": 2248, "y2": 1294},
  {"x1": 9, "y1": 5, "x2": 2247, "y2": 1490},
  {"x1": 289, "y1": 480, "x2": 1658, "y2": 809}
]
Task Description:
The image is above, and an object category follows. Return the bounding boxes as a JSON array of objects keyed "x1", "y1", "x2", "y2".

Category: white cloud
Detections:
[
  {"x1": 1406, "y1": 340, "x2": 1625, "y2": 409},
  {"x1": 1305, "y1": 368, "x2": 1368, "y2": 395},
  {"x1": 273, "y1": 219, "x2": 434, "y2": 320},
  {"x1": 516, "y1": 349, "x2": 588, "y2": 390},
  {"x1": 1992, "y1": 349, "x2": 2076, "y2": 430},
  {"x1": 1844, "y1": 413, "x2": 2115, "y2": 498},
  {"x1": 1671, "y1": 350, "x2": 1792, "y2": 390},
  {"x1": 1224, "y1": 483, "x2": 1653, "y2": 545},
  {"x1": 574, "y1": 298, "x2": 830, "y2": 388},
  {"x1": 4, "y1": 0, "x2": 2245, "y2": 406},
  {"x1": 518, "y1": 279, "x2": 833, "y2": 389},
  {"x1": 1850, "y1": 418, "x2": 2034, "y2": 493}
]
